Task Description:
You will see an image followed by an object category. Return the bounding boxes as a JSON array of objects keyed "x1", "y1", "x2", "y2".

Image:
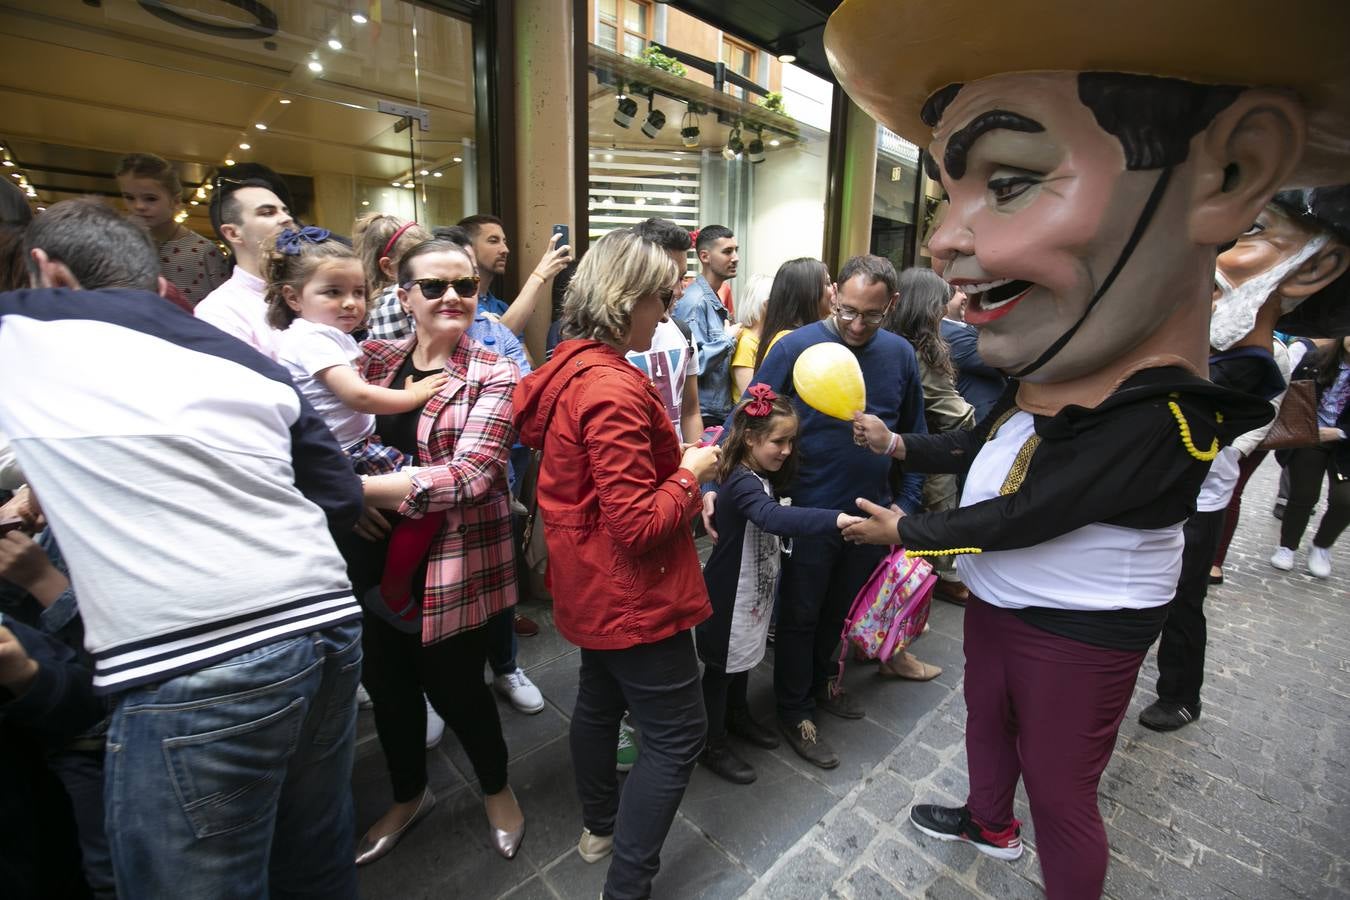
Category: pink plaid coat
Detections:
[{"x1": 361, "y1": 335, "x2": 520, "y2": 645}]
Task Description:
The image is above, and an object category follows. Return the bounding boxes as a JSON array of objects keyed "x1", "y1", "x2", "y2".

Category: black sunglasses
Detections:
[{"x1": 402, "y1": 275, "x2": 480, "y2": 300}]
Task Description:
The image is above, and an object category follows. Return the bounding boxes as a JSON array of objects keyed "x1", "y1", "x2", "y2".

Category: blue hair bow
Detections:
[{"x1": 276, "y1": 226, "x2": 332, "y2": 255}]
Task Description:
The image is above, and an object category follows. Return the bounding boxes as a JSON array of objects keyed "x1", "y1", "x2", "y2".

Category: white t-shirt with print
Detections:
[{"x1": 625, "y1": 318, "x2": 694, "y2": 435}]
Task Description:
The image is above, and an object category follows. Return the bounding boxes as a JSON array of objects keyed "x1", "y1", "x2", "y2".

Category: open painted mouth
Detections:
[{"x1": 964, "y1": 278, "x2": 1034, "y2": 325}]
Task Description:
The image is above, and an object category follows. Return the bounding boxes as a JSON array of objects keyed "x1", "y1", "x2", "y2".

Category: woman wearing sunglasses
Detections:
[
  {"x1": 354, "y1": 238, "x2": 526, "y2": 864},
  {"x1": 513, "y1": 229, "x2": 722, "y2": 899}
]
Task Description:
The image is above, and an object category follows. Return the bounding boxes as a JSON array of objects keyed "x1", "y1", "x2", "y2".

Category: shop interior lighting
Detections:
[
  {"x1": 352, "y1": 12, "x2": 368, "y2": 24},
  {"x1": 225, "y1": 157, "x2": 236, "y2": 166},
  {"x1": 769, "y1": 138, "x2": 781, "y2": 147},
  {"x1": 419, "y1": 169, "x2": 429, "y2": 176},
  {"x1": 723, "y1": 124, "x2": 744, "y2": 160},
  {"x1": 452, "y1": 156, "x2": 462, "y2": 163},
  {"x1": 433, "y1": 171, "x2": 443, "y2": 177},
  {"x1": 308, "y1": 60, "x2": 323, "y2": 73},
  {"x1": 1, "y1": 160, "x2": 13, "y2": 167},
  {"x1": 680, "y1": 109, "x2": 700, "y2": 148},
  {"x1": 328, "y1": 39, "x2": 343, "y2": 51},
  {"x1": 640, "y1": 96, "x2": 666, "y2": 139},
  {"x1": 239, "y1": 142, "x2": 250, "y2": 150},
  {"x1": 613, "y1": 95, "x2": 639, "y2": 129},
  {"x1": 747, "y1": 128, "x2": 766, "y2": 164},
  {"x1": 279, "y1": 98, "x2": 292, "y2": 104}
]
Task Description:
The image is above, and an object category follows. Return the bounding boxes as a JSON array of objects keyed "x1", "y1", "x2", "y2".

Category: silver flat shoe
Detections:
[
  {"x1": 487, "y1": 787, "x2": 525, "y2": 859},
  {"x1": 355, "y1": 787, "x2": 436, "y2": 866}
]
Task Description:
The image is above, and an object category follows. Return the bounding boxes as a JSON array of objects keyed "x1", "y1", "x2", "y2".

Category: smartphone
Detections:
[
  {"x1": 0, "y1": 516, "x2": 26, "y2": 536},
  {"x1": 551, "y1": 224, "x2": 570, "y2": 254},
  {"x1": 696, "y1": 425, "x2": 723, "y2": 448}
]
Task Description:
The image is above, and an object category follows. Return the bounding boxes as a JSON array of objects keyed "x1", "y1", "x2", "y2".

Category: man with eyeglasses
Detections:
[
  {"x1": 196, "y1": 179, "x2": 295, "y2": 360},
  {"x1": 723, "y1": 254, "x2": 930, "y2": 768}
]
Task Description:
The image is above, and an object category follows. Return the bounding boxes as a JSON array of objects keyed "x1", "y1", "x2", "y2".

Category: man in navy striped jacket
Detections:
[{"x1": 0, "y1": 198, "x2": 364, "y2": 899}]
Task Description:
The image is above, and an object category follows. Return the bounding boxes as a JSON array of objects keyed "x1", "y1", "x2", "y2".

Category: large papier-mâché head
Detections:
[{"x1": 825, "y1": 0, "x2": 1350, "y2": 398}]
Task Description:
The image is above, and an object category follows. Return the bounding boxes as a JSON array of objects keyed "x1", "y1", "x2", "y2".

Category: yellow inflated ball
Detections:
[{"x1": 793, "y1": 343, "x2": 866, "y2": 420}]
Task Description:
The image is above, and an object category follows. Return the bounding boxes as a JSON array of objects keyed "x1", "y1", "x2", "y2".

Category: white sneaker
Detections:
[
  {"x1": 356, "y1": 684, "x2": 374, "y2": 709},
  {"x1": 425, "y1": 697, "x2": 445, "y2": 750},
  {"x1": 1308, "y1": 546, "x2": 1333, "y2": 578},
  {"x1": 1270, "y1": 546, "x2": 1295, "y2": 571},
  {"x1": 493, "y1": 668, "x2": 545, "y2": 714}
]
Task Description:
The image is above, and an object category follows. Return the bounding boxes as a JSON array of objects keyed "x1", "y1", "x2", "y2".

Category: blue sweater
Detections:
[{"x1": 753, "y1": 321, "x2": 927, "y2": 513}]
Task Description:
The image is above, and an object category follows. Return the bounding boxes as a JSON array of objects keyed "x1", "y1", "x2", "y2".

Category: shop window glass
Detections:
[
  {"x1": 587, "y1": 20, "x2": 832, "y2": 313},
  {"x1": 600, "y1": 0, "x2": 650, "y2": 58},
  {"x1": 872, "y1": 127, "x2": 921, "y2": 271},
  {"x1": 0, "y1": 0, "x2": 479, "y2": 243}
]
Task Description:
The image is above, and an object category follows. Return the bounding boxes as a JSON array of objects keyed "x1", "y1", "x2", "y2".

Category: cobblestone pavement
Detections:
[{"x1": 355, "y1": 461, "x2": 1349, "y2": 899}]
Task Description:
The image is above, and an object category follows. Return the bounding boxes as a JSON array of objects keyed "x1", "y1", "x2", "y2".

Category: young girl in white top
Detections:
[{"x1": 266, "y1": 227, "x2": 446, "y2": 474}]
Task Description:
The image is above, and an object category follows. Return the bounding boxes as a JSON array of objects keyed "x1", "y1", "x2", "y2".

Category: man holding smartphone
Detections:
[{"x1": 458, "y1": 213, "x2": 571, "y2": 339}]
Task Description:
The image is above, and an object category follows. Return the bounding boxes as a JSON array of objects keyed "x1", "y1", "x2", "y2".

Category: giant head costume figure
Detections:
[{"x1": 825, "y1": 0, "x2": 1350, "y2": 413}]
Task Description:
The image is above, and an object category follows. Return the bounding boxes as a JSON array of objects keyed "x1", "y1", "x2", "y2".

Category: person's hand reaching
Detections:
[{"x1": 841, "y1": 498, "x2": 904, "y2": 545}]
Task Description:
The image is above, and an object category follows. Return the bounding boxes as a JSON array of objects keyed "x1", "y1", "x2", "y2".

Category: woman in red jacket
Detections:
[{"x1": 514, "y1": 228, "x2": 720, "y2": 900}]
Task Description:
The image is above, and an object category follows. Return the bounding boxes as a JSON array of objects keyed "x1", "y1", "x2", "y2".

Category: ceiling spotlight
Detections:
[
  {"x1": 352, "y1": 12, "x2": 367, "y2": 24},
  {"x1": 328, "y1": 39, "x2": 343, "y2": 50},
  {"x1": 613, "y1": 96, "x2": 638, "y2": 129},
  {"x1": 452, "y1": 156, "x2": 462, "y2": 163},
  {"x1": 723, "y1": 124, "x2": 744, "y2": 161},
  {"x1": 239, "y1": 142, "x2": 251, "y2": 150},
  {"x1": 254, "y1": 123, "x2": 267, "y2": 130},
  {"x1": 669, "y1": 191, "x2": 682, "y2": 205},
  {"x1": 1, "y1": 160, "x2": 13, "y2": 167},
  {"x1": 308, "y1": 60, "x2": 323, "y2": 73},
  {"x1": 747, "y1": 129, "x2": 766, "y2": 164},
  {"x1": 680, "y1": 109, "x2": 700, "y2": 148},
  {"x1": 391, "y1": 181, "x2": 401, "y2": 187},
  {"x1": 9, "y1": 172, "x2": 20, "y2": 178},
  {"x1": 419, "y1": 169, "x2": 429, "y2": 176},
  {"x1": 189, "y1": 200, "x2": 199, "y2": 205},
  {"x1": 635, "y1": 196, "x2": 646, "y2": 206},
  {"x1": 769, "y1": 138, "x2": 781, "y2": 147},
  {"x1": 432, "y1": 171, "x2": 442, "y2": 177},
  {"x1": 361, "y1": 200, "x2": 370, "y2": 206},
  {"x1": 225, "y1": 158, "x2": 236, "y2": 166},
  {"x1": 35, "y1": 206, "x2": 45, "y2": 212},
  {"x1": 404, "y1": 182, "x2": 415, "y2": 189},
  {"x1": 641, "y1": 97, "x2": 665, "y2": 139},
  {"x1": 195, "y1": 187, "x2": 205, "y2": 199},
  {"x1": 279, "y1": 98, "x2": 292, "y2": 104}
]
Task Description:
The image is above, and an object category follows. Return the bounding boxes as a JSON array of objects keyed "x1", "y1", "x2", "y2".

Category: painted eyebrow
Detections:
[{"x1": 942, "y1": 110, "x2": 1046, "y2": 180}]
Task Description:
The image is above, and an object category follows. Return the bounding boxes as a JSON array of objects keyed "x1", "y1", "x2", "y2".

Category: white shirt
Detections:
[
  {"x1": 625, "y1": 318, "x2": 694, "y2": 435},
  {"x1": 956, "y1": 411, "x2": 1184, "y2": 612},
  {"x1": 194, "y1": 266, "x2": 280, "y2": 361},
  {"x1": 276, "y1": 319, "x2": 374, "y2": 449}
]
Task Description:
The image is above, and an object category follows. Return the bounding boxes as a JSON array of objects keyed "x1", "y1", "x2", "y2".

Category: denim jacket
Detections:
[{"x1": 672, "y1": 275, "x2": 735, "y2": 421}]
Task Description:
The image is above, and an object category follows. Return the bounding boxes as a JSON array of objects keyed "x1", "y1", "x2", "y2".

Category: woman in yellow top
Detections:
[{"x1": 731, "y1": 258, "x2": 836, "y2": 398}]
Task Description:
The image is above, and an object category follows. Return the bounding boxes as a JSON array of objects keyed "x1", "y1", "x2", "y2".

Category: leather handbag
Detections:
[{"x1": 1258, "y1": 380, "x2": 1319, "y2": 450}]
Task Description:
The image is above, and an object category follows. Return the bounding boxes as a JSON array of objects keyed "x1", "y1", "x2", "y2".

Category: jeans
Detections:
[
  {"x1": 487, "y1": 606, "x2": 520, "y2": 677},
  {"x1": 1155, "y1": 510, "x2": 1226, "y2": 707},
  {"x1": 103, "y1": 622, "x2": 362, "y2": 900},
  {"x1": 571, "y1": 631, "x2": 706, "y2": 900},
  {"x1": 774, "y1": 533, "x2": 885, "y2": 721},
  {"x1": 700, "y1": 666, "x2": 749, "y2": 742}
]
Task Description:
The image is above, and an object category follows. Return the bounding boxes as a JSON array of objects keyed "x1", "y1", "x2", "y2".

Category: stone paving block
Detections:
[
  {"x1": 971, "y1": 856, "x2": 1044, "y2": 899},
  {"x1": 840, "y1": 865, "x2": 901, "y2": 899},
  {"x1": 759, "y1": 846, "x2": 843, "y2": 900},
  {"x1": 852, "y1": 770, "x2": 916, "y2": 825},
  {"x1": 922, "y1": 874, "x2": 983, "y2": 900},
  {"x1": 871, "y1": 837, "x2": 937, "y2": 890},
  {"x1": 818, "y1": 806, "x2": 875, "y2": 862},
  {"x1": 1107, "y1": 830, "x2": 1163, "y2": 874},
  {"x1": 916, "y1": 716, "x2": 965, "y2": 753},
  {"x1": 890, "y1": 745, "x2": 942, "y2": 783}
]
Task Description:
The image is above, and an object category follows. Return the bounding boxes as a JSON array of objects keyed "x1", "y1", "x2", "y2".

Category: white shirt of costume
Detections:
[
  {"x1": 194, "y1": 266, "x2": 280, "y2": 361},
  {"x1": 276, "y1": 318, "x2": 375, "y2": 450},
  {"x1": 956, "y1": 411, "x2": 1183, "y2": 612}
]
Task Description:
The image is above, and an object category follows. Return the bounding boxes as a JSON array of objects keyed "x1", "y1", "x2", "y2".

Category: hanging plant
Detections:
[
  {"x1": 757, "y1": 91, "x2": 787, "y2": 115},
  {"x1": 637, "y1": 45, "x2": 687, "y2": 77}
]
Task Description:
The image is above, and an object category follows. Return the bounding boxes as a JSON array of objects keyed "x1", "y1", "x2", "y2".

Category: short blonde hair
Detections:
[
  {"x1": 562, "y1": 228, "x2": 677, "y2": 345},
  {"x1": 737, "y1": 273, "x2": 773, "y2": 328}
]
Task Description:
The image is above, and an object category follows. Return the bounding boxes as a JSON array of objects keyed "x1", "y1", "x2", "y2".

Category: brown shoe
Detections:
[
  {"x1": 514, "y1": 613, "x2": 540, "y2": 637},
  {"x1": 878, "y1": 652, "x2": 942, "y2": 681},
  {"x1": 932, "y1": 581, "x2": 969, "y2": 606}
]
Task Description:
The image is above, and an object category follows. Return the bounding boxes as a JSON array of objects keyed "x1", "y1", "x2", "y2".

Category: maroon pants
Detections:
[
  {"x1": 963, "y1": 598, "x2": 1146, "y2": 899},
  {"x1": 1212, "y1": 449, "x2": 1268, "y2": 568}
]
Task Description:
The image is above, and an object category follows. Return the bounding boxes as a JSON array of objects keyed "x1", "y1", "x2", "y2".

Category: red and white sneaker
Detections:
[{"x1": 909, "y1": 804, "x2": 1023, "y2": 860}]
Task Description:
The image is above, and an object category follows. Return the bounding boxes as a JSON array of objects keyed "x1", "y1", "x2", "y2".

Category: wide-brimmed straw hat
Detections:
[{"x1": 823, "y1": 0, "x2": 1350, "y2": 187}]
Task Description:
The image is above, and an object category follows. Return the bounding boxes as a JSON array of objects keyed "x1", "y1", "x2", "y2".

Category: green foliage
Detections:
[
  {"x1": 637, "y1": 46, "x2": 687, "y2": 77},
  {"x1": 757, "y1": 92, "x2": 786, "y2": 115}
]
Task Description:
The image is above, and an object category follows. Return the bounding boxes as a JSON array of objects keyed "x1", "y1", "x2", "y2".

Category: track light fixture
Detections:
[
  {"x1": 680, "y1": 109, "x2": 700, "y2": 148},
  {"x1": 747, "y1": 128, "x2": 766, "y2": 164},
  {"x1": 641, "y1": 97, "x2": 666, "y2": 139},
  {"x1": 614, "y1": 94, "x2": 639, "y2": 129},
  {"x1": 722, "y1": 124, "x2": 744, "y2": 160}
]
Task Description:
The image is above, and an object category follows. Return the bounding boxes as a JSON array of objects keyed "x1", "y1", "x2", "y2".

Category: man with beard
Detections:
[
  {"x1": 1139, "y1": 185, "x2": 1350, "y2": 733},
  {"x1": 672, "y1": 225, "x2": 740, "y2": 427},
  {"x1": 828, "y1": 0, "x2": 1349, "y2": 895}
]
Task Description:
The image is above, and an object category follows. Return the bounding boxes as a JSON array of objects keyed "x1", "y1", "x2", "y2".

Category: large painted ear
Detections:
[
  {"x1": 1189, "y1": 89, "x2": 1306, "y2": 246},
  {"x1": 1279, "y1": 238, "x2": 1350, "y2": 300}
]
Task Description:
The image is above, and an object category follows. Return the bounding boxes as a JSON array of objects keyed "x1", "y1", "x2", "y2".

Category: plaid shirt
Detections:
[
  {"x1": 361, "y1": 335, "x2": 520, "y2": 645},
  {"x1": 366, "y1": 286, "x2": 413, "y2": 341}
]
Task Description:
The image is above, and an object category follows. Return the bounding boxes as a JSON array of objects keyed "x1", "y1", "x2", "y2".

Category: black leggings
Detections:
[
  {"x1": 700, "y1": 666, "x2": 750, "y2": 741},
  {"x1": 361, "y1": 615, "x2": 508, "y2": 801},
  {"x1": 1279, "y1": 445, "x2": 1350, "y2": 551}
]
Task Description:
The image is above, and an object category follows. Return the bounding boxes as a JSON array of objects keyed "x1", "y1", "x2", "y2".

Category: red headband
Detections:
[{"x1": 381, "y1": 221, "x2": 416, "y2": 259}]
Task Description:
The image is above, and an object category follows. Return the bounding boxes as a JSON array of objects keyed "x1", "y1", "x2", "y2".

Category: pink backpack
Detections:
[{"x1": 838, "y1": 548, "x2": 937, "y2": 680}]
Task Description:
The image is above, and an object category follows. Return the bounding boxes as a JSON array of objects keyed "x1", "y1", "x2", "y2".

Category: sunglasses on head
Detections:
[{"x1": 402, "y1": 275, "x2": 480, "y2": 300}]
